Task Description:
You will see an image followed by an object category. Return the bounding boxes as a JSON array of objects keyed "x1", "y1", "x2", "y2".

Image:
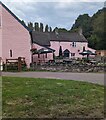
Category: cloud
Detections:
[{"x1": 1, "y1": 1, "x2": 104, "y2": 30}]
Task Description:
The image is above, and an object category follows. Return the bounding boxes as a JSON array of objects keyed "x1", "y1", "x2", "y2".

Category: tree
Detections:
[
  {"x1": 28, "y1": 22, "x2": 33, "y2": 31},
  {"x1": 45, "y1": 24, "x2": 49, "y2": 32},
  {"x1": 90, "y1": 10, "x2": 105, "y2": 50},
  {"x1": 40, "y1": 23, "x2": 43, "y2": 32},
  {"x1": 49, "y1": 27, "x2": 52, "y2": 32},
  {"x1": 21, "y1": 20, "x2": 26, "y2": 25},
  {"x1": 71, "y1": 8, "x2": 106, "y2": 50},
  {"x1": 53, "y1": 27, "x2": 58, "y2": 32},
  {"x1": 71, "y1": 14, "x2": 92, "y2": 38},
  {"x1": 59, "y1": 46, "x2": 63, "y2": 57},
  {"x1": 34, "y1": 22, "x2": 39, "y2": 31}
]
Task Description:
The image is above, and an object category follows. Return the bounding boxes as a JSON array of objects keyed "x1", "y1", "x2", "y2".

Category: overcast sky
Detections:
[{"x1": 1, "y1": 0, "x2": 104, "y2": 30}]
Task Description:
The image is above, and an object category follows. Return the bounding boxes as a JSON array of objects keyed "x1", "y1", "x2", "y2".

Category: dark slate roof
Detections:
[
  {"x1": 49, "y1": 32, "x2": 87, "y2": 42},
  {"x1": 31, "y1": 31, "x2": 51, "y2": 46},
  {"x1": 31, "y1": 31, "x2": 88, "y2": 46},
  {"x1": 63, "y1": 49, "x2": 70, "y2": 53},
  {"x1": 0, "y1": 1, "x2": 31, "y2": 32}
]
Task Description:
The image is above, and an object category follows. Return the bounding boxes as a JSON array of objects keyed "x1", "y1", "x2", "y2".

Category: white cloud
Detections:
[{"x1": 1, "y1": 0, "x2": 104, "y2": 30}]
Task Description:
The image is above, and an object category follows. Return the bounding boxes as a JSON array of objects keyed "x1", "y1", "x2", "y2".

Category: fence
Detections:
[{"x1": 5, "y1": 57, "x2": 26, "y2": 72}]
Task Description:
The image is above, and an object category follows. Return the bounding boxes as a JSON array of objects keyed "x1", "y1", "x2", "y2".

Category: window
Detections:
[
  {"x1": 72, "y1": 42, "x2": 76, "y2": 47},
  {"x1": 38, "y1": 54, "x2": 40, "y2": 58},
  {"x1": 45, "y1": 53, "x2": 47, "y2": 58},
  {"x1": 83, "y1": 46, "x2": 85, "y2": 51},
  {"x1": 10, "y1": 50, "x2": 12, "y2": 57},
  {"x1": 71, "y1": 53, "x2": 75, "y2": 56}
]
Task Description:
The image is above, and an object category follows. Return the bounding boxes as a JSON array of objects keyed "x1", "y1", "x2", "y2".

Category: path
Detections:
[{"x1": 2, "y1": 72, "x2": 105, "y2": 85}]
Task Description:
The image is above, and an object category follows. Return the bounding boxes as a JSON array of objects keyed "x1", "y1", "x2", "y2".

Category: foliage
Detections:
[
  {"x1": 28, "y1": 22, "x2": 33, "y2": 31},
  {"x1": 53, "y1": 27, "x2": 68, "y2": 33},
  {"x1": 34, "y1": 22, "x2": 39, "y2": 31},
  {"x1": 49, "y1": 27, "x2": 52, "y2": 32},
  {"x1": 45, "y1": 24, "x2": 49, "y2": 32},
  {"x1": 40, "y1": 23, "x2": 43, "y2": 32},
  {"x1": 59, "y1": 46, "x2": 63, "y2": 57},
  {"x1": 71, "y1": 8, "x2": 106, "y2": 50},
  {"x1": 21, "y1": 20, "x2": 26, "y2": 25}
]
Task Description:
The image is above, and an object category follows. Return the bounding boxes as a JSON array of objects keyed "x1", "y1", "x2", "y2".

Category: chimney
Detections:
[
  {"x1": 55, "y1": 27, "x2": 59, "y2": 38},
  {"x1": 79, "y1": 28, "x2": 82, "y2": 35}
]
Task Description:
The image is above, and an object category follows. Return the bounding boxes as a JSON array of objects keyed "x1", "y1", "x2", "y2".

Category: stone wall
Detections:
[{"x1": 31, "y1": 63, "x2": 105, "y2": 73}]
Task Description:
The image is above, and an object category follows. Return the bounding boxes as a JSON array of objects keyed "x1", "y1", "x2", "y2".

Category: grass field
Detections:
[{"x1": 2, "y1": 76, "x2": 104, "y2": 118}]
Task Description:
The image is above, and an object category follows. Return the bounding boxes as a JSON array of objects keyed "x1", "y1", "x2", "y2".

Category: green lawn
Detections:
[{"x1": 2, "y1": 76, "x2": 104, "y2": 118}]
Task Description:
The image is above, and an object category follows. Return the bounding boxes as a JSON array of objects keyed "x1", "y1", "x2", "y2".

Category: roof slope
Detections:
[
  {"x1": 31, "y1": 31, "x2": 88, "y2": 46},
  {"x1": 31, "y1": 31, "x2": 51, "y2": 46},
  {"x1": 50, "y1": 32, "x2": 87, "y2": 42},
  {"x1": 0, "y1": 1, "x2": 30, "y2": 31}
]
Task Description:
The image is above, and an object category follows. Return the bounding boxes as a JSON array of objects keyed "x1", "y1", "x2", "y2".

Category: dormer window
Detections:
[{"x1": 72, "y1": 42, "x2": 76, "y2": 47}]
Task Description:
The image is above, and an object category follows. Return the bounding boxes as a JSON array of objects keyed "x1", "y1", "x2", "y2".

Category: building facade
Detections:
[
  {"x1": 31, "y1": 31, "x2": 96, "y2": 63},
  {"x1": 0, "y1": 2, "x2": 32, "y2": 67},
  {"x1": 0, "y1": 2, "x2": 96, "y2": 67}
]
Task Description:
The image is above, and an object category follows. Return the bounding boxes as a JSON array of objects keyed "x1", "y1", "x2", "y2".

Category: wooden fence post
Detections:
[
  {"x1": 18, "y1": 57, "x2": 22, "y2": 72},
  {"x1": 5, "y1": 59, "x2": 8, "y2": 71}
]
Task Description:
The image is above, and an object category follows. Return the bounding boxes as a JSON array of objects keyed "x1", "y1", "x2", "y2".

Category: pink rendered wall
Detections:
[
  {"x1": 32, "y1": 43, "x2": 53, "y2": 63},
  {"x1": 50, "y1": 41, "x2": 96, "y2": 58},
  {"x1": 33, "y1": 41, "x2": 96, "y2": 61},
  {"x1": 0, "y1": 4, "x2": 2, "y2": 58},
  {"x1": 2, "y1": 6, "x2": 31, "y2": 67},
  {"x1": 50, "y1": 41, "x2": 87, "y2": 58}
]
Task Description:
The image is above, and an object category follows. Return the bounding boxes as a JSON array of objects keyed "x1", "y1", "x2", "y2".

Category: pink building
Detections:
[
  {"x1": 0, "y1": 2, "x2": 31, "y2": 67},
  {"x1": 31, "y1": 31, "x2": 95, "y2": 63},
  {"x1": 0, "y1": 2, "x2": 96, "y2": 67}
]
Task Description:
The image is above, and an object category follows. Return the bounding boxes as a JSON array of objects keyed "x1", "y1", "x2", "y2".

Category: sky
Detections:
[{"x1": 1, "y1": 0, "x2": 105, "y2": 30}]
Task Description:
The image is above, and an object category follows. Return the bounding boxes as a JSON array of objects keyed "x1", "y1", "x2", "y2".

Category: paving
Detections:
[{"x1": 2, "y1": 72, "x2": 105, "y2": 85}]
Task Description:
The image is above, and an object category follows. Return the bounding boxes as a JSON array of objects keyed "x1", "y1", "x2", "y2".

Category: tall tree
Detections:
[
  {"x1": 58, "y1": 28, "x2": 68, "y2": 32},
  {"x1": 34, "y1": 22, "x2": 39, "y2": 31},
  {"x1": 28, "y1": 22, "x2": 33, "y2": 31},
  {"x1": 71, "y1": 14, "x2": 92, "y2": 38},
  {"x1": 59, "y1": 46, "x2": 63, "y2": 57},
  {"x1": 89, "y1": 10, "x2": 105, "y2": 50},
  {"x1": 53, "y1": 27, "x2": 58, "y2": 33},
  {"x1": 49, "y1": 27, "x2": 52, "y2": 32},
  {"x1": 40, "y1": 23, "x2": 43, "y2": 32},
  {"x1": 45, "y1": 24, "x2": 49, "y2": 32},
  {"x1": 21, "y1": 20, "x2": 26, "y2": 25},
  {"x1": 71, "y1": 8, "x2": 106, "y2": 50}
]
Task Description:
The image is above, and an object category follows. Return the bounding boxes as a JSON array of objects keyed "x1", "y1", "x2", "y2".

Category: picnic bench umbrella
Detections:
[
  {"x1": 37, "y1": 48, "x2": 55, "y2": 54},
  {"x1": 79, "y1": 50, "x2": 96, "y2": 59}
]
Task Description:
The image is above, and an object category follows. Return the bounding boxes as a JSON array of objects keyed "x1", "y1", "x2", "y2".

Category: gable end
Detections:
[{"x1": 0, "y1": 1, "x2": 31, "y2": 32}]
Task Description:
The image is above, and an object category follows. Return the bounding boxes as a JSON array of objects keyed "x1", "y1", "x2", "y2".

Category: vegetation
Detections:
[
  {"x1": 34, "y1": 22, "x2": 39, "y2": 32},
  {"x1": 45, "y1": 24, "x2": 49, "y2": 32},
  {"x1": 59, "y1": 46, "x2": 62, "y2": 57},
  {"x1": 40, "y1": 23, "x2": 44, "y2": 32},
  {"x1": 3, "y1": 77, "x2": 104, "y2": 118},
  {"x1": 71, "y1": 8, "x2": 105, "y2": 50}
]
